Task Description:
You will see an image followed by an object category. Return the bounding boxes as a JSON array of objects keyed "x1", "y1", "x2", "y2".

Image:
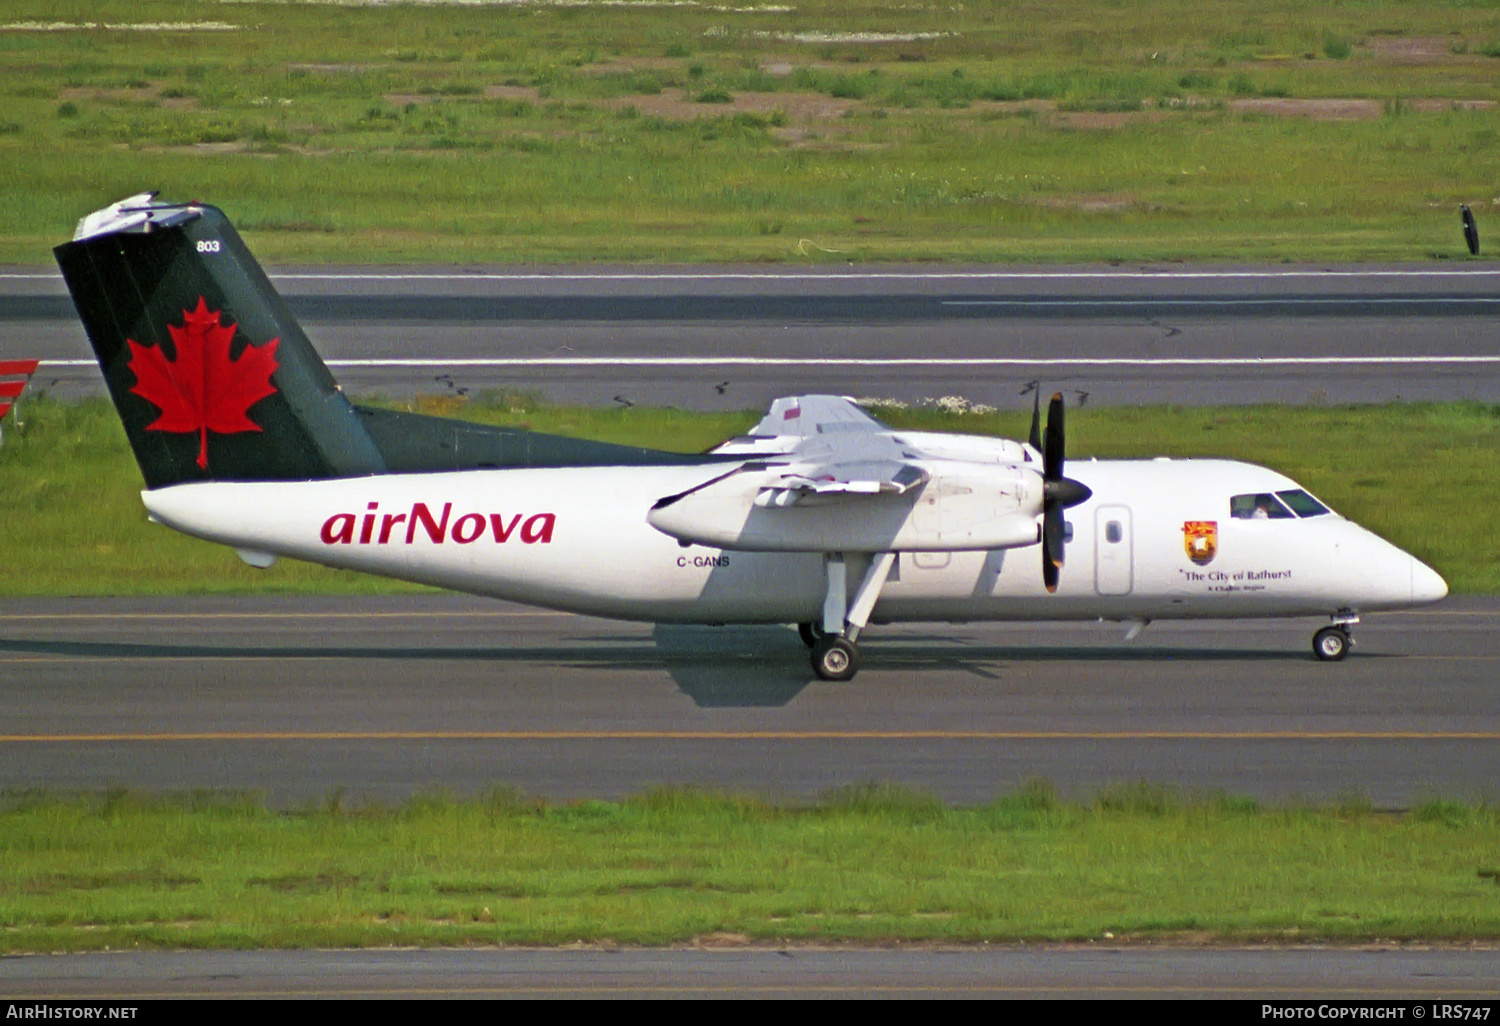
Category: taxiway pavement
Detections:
[
  {"x1": 2, "y1": 595, "x2": 1494, "y2": 808},
  {"x1": 4, "y1": 946, "x2": 1499, "y2": 999}
]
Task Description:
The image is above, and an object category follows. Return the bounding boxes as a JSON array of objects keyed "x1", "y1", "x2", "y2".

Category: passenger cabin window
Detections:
[
  {"x1": 1230, "y1": 493, "x2": 1295, "y2": 520},
  {"x1": 1104, "y1": 520, "x2": 1123, "y2": 543}
]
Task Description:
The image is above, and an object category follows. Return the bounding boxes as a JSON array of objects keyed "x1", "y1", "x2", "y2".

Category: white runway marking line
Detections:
[
  {"x1": 8, "y1": 269, "x2": 1500, "y2": 282},
  {"x1": 35, "y1": 355, "x2": 1500, "y2": 369},
  {"x1": 943, "y1": 298, "x2": 1500, "y2": 307},
  {"x1": 282, "y1": 269, "x2": 1500, "y2": 281}
]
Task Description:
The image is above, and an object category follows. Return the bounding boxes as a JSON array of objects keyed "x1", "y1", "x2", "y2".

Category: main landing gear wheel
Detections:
[
  {"x1": 811, "y1": 635, "x2": 860, "y2": 682},
  {"x1": 798, "y1": 622, "x2": 826, "y2": 649},
  {"x1": 1313, "y1": 626, "x2": 1351, "y2": 662}
]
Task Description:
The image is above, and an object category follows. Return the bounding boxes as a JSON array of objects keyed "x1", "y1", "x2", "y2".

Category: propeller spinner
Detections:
[{"x1": 1030, "y1": 391, "x2": 1092, "y2": 592}]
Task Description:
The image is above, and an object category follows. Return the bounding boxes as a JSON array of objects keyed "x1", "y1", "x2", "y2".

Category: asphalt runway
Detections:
[
  {"x1": 4, "y1": 264, "x2": 1499, "y2": 408},
  {"x1": 2, "y1": 594, "x2": 1494, "y2": 808},
  {"x1": 4, "y1": 946, "x2": 1499, "y2": 998}
]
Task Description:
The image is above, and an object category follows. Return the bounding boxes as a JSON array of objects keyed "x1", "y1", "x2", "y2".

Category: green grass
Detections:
[
  {"x1": 0, "y1": 1, "x2": 1497, "y2": 262},
  {"x1": 1, "y1": 395, "x2": 1496, "y2": 595},
  {"x1": 1, "y1": 786, "x2": 1497, "y2": 951}
]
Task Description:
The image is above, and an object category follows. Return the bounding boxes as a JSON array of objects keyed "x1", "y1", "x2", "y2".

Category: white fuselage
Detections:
[{"x1": 140, "y1": 455, "x2": 1447, "y2": 625}]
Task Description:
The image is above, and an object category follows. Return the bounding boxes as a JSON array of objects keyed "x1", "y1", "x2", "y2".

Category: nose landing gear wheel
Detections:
[
  {"x1": 1313, "y1": 626, "x2": 1351, "y2": 662},
  {"x1": 811, "y1": 636, "x2": 860, "y2": 681}
]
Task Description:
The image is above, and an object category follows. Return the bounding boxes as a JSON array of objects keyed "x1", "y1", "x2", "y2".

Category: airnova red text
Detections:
[{"x1": 320, "y1": 502, "x2": 556, "y2": 545}]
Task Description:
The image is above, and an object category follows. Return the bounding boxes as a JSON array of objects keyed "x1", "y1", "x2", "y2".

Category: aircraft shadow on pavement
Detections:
[
  {"x1": 649, "y1": 624, "x2": 812, "y2": 707},
  {"x1": 0, "y1": 628, "x2": 815, "y2": 709}
]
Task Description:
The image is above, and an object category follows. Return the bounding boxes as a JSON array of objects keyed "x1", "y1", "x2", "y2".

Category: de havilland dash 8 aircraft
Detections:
[{"x1": 54, "y1": 194, "x2": 1448, "y2": 681}]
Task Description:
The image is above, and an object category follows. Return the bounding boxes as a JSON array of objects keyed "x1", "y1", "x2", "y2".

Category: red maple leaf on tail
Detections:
[{"x1": 127, "y1": 297, "x2": 280, "y2": 470}]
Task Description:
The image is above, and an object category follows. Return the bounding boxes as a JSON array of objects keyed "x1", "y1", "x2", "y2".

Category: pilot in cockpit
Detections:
[{"x1": 1231, "y1": 491, "x2": 1328, "y2": 521}]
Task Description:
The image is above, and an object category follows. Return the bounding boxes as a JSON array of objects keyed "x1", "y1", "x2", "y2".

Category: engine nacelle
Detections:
[{"x1": 648, "y1": 463, "x2": 1043, "y2": 553}]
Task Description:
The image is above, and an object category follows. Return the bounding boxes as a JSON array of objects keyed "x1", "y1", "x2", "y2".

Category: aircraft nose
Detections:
[{"x1": 1411, "y1": 556, "x2": 1448, "y2": 604}]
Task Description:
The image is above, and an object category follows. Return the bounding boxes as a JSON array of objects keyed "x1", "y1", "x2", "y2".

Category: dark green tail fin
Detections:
[
  {"x1": 56, "y1": 194, "x2": 728, "y2": 486},
  {"x1": 54, "y1": 194, "x2": 386, "y2": 488}
]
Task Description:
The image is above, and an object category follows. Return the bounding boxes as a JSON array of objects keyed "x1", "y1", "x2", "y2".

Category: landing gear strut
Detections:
[
  {"x1": 1312, "y1": 611, "x2": 1358, "y2": 662},
  {"x1": 807, "y1": 551, "x2": 895, "y2": 681}
]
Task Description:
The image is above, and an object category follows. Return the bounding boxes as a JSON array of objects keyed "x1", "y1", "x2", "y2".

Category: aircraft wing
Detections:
[
  {"x1": 748, "y1": 394, "x2": 888, "y2": 438},
  {"x1": 652, "y1": 393, "x2": 1049, "y2": 552},
  {"x1": 708, "y1": 395, "x2": 929, "y2": 506}
]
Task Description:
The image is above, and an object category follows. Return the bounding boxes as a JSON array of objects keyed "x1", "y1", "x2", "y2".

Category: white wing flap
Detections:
[{"x1": 755, "y1": 460, "x2": 928, "y2": 508}]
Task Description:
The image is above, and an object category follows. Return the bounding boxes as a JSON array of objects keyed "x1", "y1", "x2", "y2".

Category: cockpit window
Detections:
[
  {"x1": 1230, "y1": 493, "x2": 1295, "y2": 520},
  {"x1": 1275, "y1": 489, "x2": 1331, "y2": 518}
]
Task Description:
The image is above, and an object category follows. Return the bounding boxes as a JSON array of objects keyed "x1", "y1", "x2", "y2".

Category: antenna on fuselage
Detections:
[
  {"x1": 1027, "y1": 386, "x2": 1043, "y2": 453},
  {"x1": 1462, "y1": 204, "x2": 1480, "y2": 256}
]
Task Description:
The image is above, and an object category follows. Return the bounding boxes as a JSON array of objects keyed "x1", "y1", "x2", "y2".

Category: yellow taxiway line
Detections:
[{"x1": 2, "y1": 730, "x2": 1499, "y2": 743}]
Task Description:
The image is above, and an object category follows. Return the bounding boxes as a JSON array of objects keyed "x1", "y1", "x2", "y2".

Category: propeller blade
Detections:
[
  {"x1": 1043, "y1": 392, "x2": 1065, "y2": 480},
  {"x1": 1035, "y1": 390, "x2": 1088, "y2": 592},
  {"x1": 1028, "y1": 388, "x2": 1042, "y2": 453},
  {"x1": 1044, "y1": 507, "x2": 1066, "y2": 566},
  {"x1": 1042, "y1": 506, "x2": 1062, "y2": 593}
]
